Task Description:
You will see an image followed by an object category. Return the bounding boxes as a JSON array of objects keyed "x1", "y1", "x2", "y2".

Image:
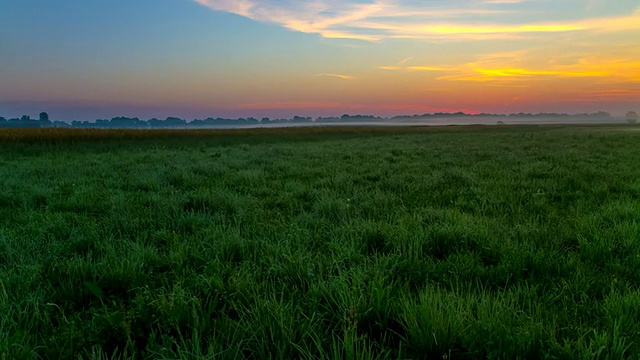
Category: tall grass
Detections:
[{"x1": 1, "y1": 125, "x2": 639, "y2": 358}]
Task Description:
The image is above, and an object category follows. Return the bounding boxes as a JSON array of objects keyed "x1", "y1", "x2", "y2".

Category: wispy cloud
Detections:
[
  {"x1": 408, "y1": 66, "x2": 456, "y2": 72},
  {"x1": 438, "y1": 55, "x2": 640, "y2": 83},
  {"x1": 316, "y1": 73, "x2": 355, "y2": 80},
  {"x1": 379, "y1": 57, "x2": 415, "y2": 71},
  {"x1": 379, "y1": 48, "x2": 640, "y2": 86},
  {"x1": 194, "y1": 0, "x2": 640, "y2": 41},
  {"x1": 484, "y1": 0, "x2": 528, "y2": 4}
]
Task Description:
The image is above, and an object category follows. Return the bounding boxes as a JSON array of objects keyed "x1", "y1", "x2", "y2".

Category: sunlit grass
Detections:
[{"x1": 1, "y1": 125, "x2": 639, "y2": 358}]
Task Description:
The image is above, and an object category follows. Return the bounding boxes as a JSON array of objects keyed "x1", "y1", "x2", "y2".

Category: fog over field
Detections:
[
  {"x1": 219, "y1": 115, "x2": 629, "y2": 129},
  {"x1": 0, "y1": 112, "x2": 632, "y2": 130}
]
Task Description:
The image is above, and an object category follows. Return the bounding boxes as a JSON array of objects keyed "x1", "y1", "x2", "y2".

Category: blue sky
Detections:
[{"x1": 1, "y1": 0, "x2": 639, "y2": 120}]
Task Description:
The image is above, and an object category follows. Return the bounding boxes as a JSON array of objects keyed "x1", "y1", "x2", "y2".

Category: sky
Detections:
[{"x1": 1, "y1": 0, "x2": 639, "y2": 121}]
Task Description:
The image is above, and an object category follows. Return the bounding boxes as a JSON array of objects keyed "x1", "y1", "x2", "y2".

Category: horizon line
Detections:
[{"x1": 1, "y1": 110, "x2": 629, "y2": 124}]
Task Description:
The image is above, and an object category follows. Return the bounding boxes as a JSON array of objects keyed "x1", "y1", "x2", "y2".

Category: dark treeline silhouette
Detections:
[
  {"x1": 390, "y1": 111, "x2": 613, "y2": 120},
  {"x1": 0, "y1": 113, "x2": 68, "y2": 128},
  {"x1": 0, "y1": 111, "x2": 627, "y2": 129},
  {"x1": 0, "y1": 114, "x2": 315, "y2": 129}
]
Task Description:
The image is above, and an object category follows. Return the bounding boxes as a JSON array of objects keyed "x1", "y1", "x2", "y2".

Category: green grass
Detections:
[{"x1": 1, "y1": 125, "x2": 639, "y2": 359}]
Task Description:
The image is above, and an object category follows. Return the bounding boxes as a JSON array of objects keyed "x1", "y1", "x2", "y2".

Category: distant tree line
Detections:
[
  {"x1": 0, "y1": 110, "x2": 633, "y2": 129},
  {"x1": 390, "y1": 111, "x2": 614, "y2": 120},
  {"x1": 0, "y1": 112, "x2": 65, "y2": 128},
  {"x1": 0, "y1": 113, "x2": 316, "y2": 129}
]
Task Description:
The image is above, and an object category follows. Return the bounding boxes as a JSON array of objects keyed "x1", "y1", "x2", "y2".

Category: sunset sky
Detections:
[{"x1": 1, "y1": 0, "x2": 639, "y2": 121}]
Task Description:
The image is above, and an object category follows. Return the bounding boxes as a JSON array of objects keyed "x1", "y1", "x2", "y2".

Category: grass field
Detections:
[{"x1": 1, "y1": 125, "x2": 639, "y2": 359}]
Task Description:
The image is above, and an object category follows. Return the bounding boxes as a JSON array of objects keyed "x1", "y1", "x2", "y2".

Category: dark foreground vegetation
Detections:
[{"x1": 1, "y1": 125, "x2": 639, "y2": 359}]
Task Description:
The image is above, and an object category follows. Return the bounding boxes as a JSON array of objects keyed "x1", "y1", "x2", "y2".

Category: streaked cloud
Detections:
[
  {"x1": 379, "y1": 47, "x2": 640, "y2": 87},
  {"x1": 436, "y1": 58, "x2": 640, "y2": 84},
  {"x1": 194, "y1": 0, "x2": 640, "y2": 41},
  {"x1": 316, "y1": 73, "x2": 355, "y2": 80},
  {"x1": 484, "y1": 0, "x2": 527, "y2": 3},
  {"x1": 408, "y1": 66, "x2": 456, "y2": 72}
]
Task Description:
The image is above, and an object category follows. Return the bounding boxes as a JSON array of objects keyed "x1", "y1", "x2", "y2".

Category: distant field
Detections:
[{"x1": 1, "y1": 125, "x2": 639, "y2": 359}]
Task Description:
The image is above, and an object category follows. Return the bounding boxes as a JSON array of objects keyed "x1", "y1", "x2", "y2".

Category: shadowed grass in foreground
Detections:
[{"x1": 1, "y1": 125, "x2": 639, "y2": 359}]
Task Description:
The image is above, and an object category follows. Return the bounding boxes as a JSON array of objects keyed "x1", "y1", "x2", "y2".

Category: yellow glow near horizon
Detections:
[
  {"x1": 3, "y1": 0, "x2": 640, "y2": 120},
  {"x1": 475, "y1": 68, "x2": 610, "y2": 78}
]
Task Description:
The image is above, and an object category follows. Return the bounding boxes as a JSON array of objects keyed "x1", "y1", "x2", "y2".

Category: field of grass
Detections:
[{"x1": 1, "y1": 125, "x2": 639, "y2": 359}]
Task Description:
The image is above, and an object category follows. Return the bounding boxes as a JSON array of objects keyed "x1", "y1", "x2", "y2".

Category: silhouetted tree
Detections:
[
  {"x1": 626, "y1": 111, "x2": 638, "y2": 124},
  {"x1": 164, "y1": 117, "x2": 186, "y2": 126},
  {"x1": 292, "y1": 115, "x2": 312, "y2": 122},
  {"x1": 20, "y1": 115, "x2": 31, "y2": 122},
  {"x1": 147, "y1": 118, "x2": 163, "y2": 127},
  {"x1": 39, "y1": 112, "x2": 49, "y2": 121}
]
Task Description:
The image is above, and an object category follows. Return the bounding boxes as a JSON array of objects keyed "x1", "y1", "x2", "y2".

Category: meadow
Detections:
[{"x1": 1, "y1": 125, "x2": 639, "y2": 359}]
